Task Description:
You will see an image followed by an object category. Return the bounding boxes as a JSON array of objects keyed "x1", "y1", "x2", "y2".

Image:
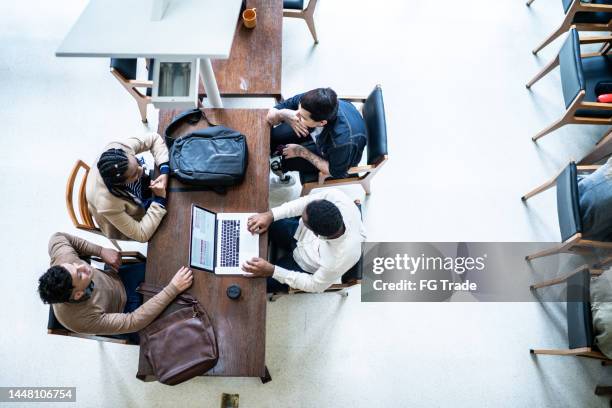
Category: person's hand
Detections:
[
  {"x1": 170, "y1": 266, "x2": 193, "y2": 292},
  {"x1": 150, "y1": 174, "x2": 168, "y2": 198},
  {"x1": 241, "y1": 257, "x2": 275, "y2": 277},
  {"x1": 247, "y1": 211, "x2": 274, "y2": 234},
  {"x1": 283, "y1": 110, "x2": 309, "y2": 137},
  {"x1": 318, "y1": 171, "x2": 331, "y2": 185},
  {"x1": 100, "y1": 248, "x2": 121, "y2": 271},
  {"x1": 151, "y1": 174, "x2": 168, "y2": 190},
  {"x1": 282, "y1": 144, "x2": 303, "y2": 159}
]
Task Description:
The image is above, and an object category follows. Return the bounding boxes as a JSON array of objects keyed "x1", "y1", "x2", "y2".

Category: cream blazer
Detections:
[{"x1": 86, "y1": 133, "x2": 169, "y2": 242}]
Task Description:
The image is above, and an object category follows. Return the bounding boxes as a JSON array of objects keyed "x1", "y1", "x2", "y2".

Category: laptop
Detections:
[{"x1": 189, "y1": 204, "x2": 259, "y2": 274}]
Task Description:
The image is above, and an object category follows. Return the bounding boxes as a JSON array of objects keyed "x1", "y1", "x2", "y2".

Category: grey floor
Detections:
[{"x1": 1, "y1": 0, "x2": 611, "y2": 406}]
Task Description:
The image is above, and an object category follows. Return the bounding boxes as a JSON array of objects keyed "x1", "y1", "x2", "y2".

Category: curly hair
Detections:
[
  {"x1": 38, "y1": 265, "x2": 73, "y2": 304},
  {"x1": 305, "y1": 199, "x2": 344, "y2": 237}
]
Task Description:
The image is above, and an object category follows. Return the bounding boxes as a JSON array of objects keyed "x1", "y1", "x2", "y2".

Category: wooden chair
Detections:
[
  {"x1": 526, "y1": 29, "x2": 612, "y2": 142},
  {"x1": 110, "y1": 58, "x2": 153, "y2": 123},
  {"x1": 47, "y1": 251, "x2": 146, "y2": 345},
  {"x1": 530, "y1": 265, "x2": 612, "y2": 362},
  {"x1": 268, "y1": 201, "x2": 363, "y2": 300},
  {"x1": 527, "y1": 0, "x2": 612, "y2": 55},
  {"x1": 66, "y1": 160, "x2": 121, "y2": 250},
  {"x1": 283, "y1": 0, "x2": 319, "y2": 44},
  {"x1": 300, "y1": 85, "x2": 388, "y2": 196},
  {"x1": 522, "y1": 161, "x2": 612, "y2": 260}
]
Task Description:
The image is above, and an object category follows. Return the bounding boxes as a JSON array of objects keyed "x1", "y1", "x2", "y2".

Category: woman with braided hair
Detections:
[{"x1": 86, "y1": 132, "x2": 170, "y2": 242}]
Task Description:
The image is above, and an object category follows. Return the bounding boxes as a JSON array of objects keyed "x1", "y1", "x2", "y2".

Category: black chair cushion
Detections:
[
  {"x1": 362, "y1": 86, "x2": 388, "y2": 165},
  {"x1": 556, "y1": 162, "x2": 583, "y2": 242},
  {"x1": 567, "y1": 268, "x2": 594, "y2": 349},
  {"x1": 342, "y1": 202, "x2": 363, "y2": 283},
  {"x1": 47, "y1": 306, "x2": 69, "y2": 331},
  {"x1": 284, "y1": 0, "x2": 304, "y2": 9},
  {"x1": 575, "y1": 54, "x2": 612, "y2": 118},
  {"x1": 560, "y1": 29, "x2": 612, "y2": 118},
  {"x1": 110, "y1": 58, "x2": 137, "y2": 80},
  {"x1": 572, "y1": 0, "x2": 612, "y2": 24}
]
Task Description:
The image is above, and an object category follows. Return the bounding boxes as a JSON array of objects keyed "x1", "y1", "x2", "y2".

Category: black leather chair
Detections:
[
  {"x1": 530, "y1": 265, "x2": 610, "y2": 361},
  {"x1": 268, "y1": 200, "x2": 363, "y2": 298},
  {"x1": 46, "y1": 252, "x2": 145, "y2": 345},
  {"x1": 527, "y1": 29, "x2": 612, "y2": 142},
  {"x1": 300, "y1": 85, "x2": 388, "y2": 196},
  {"x1": 110, "y1": 58, "x2": 154, "y2": 123},
  {"x1": 522, "y1": 161, "x2": 612, "y2": 260},
  {"x1": 283, "y1": 0, "x2": 319, "y2": 44},
  {"x1": 47, "y1": 305, "x2": 134, "y2": 345},
  {"x1": 528, "y1": 0, "x2": 612, "y2": 55}
]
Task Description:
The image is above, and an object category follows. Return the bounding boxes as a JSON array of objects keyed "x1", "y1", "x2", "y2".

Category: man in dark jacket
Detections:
[{"x1": 267, "y1": 87, "x2": 367, "y2": 184}]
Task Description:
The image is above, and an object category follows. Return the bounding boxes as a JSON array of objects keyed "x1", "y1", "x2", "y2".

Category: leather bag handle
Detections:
[{"x1": 137, "y1": 282, "x2": 198, "y2": 305}]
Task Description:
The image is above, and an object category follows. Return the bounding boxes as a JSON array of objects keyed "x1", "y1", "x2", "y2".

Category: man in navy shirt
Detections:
[{"x1": 267, "y1": 88, "x2": 367, "y2": 184}]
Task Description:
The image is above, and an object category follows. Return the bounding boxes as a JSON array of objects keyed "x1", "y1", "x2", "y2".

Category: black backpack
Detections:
[{"x1": 164, "y1": 109, "x2": 247, "y2": 189}]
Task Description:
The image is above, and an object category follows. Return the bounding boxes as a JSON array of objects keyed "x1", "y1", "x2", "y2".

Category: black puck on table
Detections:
[{"x1": 227, "y1": 284, "x2": 241, "y2": 300}]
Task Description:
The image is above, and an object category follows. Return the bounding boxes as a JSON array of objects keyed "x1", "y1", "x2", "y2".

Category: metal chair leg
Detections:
[{"x1": 260, "y1": 366, "x2": 272, "y2": 384}]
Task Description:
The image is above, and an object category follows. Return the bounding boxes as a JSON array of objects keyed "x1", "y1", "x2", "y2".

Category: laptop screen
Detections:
[{"x1": 190, "y1": 205, "x2": 216, "y2": 272}]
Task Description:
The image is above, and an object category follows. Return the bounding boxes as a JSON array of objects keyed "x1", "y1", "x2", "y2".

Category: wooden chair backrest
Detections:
[{"x1": 65, "y1": 160, "x2": 97, "y2": 231}]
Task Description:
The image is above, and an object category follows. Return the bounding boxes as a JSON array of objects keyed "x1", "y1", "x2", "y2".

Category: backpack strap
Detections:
[{"x1": 164, "y1": 109, "x2": 216, "y2": 147}]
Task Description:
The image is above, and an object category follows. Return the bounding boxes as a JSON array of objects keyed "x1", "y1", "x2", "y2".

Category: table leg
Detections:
[
  {"x1": 199, "y1": 57, "x2": 223, "y2": 108},
  {"x1": 260, "y1": 366, "x2": 272, "y2": 384}
]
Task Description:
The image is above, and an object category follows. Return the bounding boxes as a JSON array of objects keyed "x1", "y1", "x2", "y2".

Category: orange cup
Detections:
[{"x1": 242, "y1": 8, "x2": 257, "y2": 29}]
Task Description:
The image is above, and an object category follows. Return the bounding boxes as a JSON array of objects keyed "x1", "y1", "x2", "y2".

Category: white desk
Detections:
[{"x1": 56, "y1": 0, "x2": 243, "y2": 107}]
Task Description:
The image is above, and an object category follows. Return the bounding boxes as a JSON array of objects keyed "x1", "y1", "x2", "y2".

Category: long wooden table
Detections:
[
  {"x1": 137, "y1": 108, "x2": 270, "y2": 379},
  {"x1": 200, "y1": 0, "x2": 283, "y2": 99}
]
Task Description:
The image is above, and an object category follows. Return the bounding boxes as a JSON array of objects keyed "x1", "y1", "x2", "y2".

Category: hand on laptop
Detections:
[
  {"x1": 170, "y1": 266, "x2": 193, "y2": 292},
  {"x1": 241, "y1": 257, "x2": 274, "y2": 277},
  {"x1": 100, "y1": 248, "x2": 121, "y2": 271},
  {"x1": 247, "y1": 211, "x2": 274, "y2": 234}
]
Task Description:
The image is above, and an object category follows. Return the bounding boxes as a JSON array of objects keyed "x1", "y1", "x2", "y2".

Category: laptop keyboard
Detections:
[{"x1": 220, "y1": 220, "x2": 240, "y2": 267}]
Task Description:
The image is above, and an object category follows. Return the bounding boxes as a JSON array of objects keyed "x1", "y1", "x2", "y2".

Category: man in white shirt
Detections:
[{"x1": 241, "y1": 188, "x2": 366, "y2": 293}]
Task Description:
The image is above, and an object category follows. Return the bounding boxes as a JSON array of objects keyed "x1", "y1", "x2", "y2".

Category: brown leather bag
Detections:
[{"x1": 137, "y1": 282, "x2": 218, "y2": 385}]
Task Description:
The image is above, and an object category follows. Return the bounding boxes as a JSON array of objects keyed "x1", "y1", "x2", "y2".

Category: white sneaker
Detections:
[{"x1": 270, "y1": 174, "x2": 296, "y2": 188}]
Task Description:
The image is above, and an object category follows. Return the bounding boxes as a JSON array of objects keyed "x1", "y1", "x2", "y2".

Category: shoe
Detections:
[{"x1": 270, "y1": 174, "x2": 296, "y2": 187}]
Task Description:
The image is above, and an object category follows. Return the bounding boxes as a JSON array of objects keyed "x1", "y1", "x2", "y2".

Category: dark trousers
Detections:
[
  {"x1": 270, "y1": 122, "x2": 319, "y2": 174},
  {"x1": 117, "y1": 262, "x2": 146, "y2": 344},
  {"x1": 267, "y1": 218, "x2": 310, "y2": 293}
]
